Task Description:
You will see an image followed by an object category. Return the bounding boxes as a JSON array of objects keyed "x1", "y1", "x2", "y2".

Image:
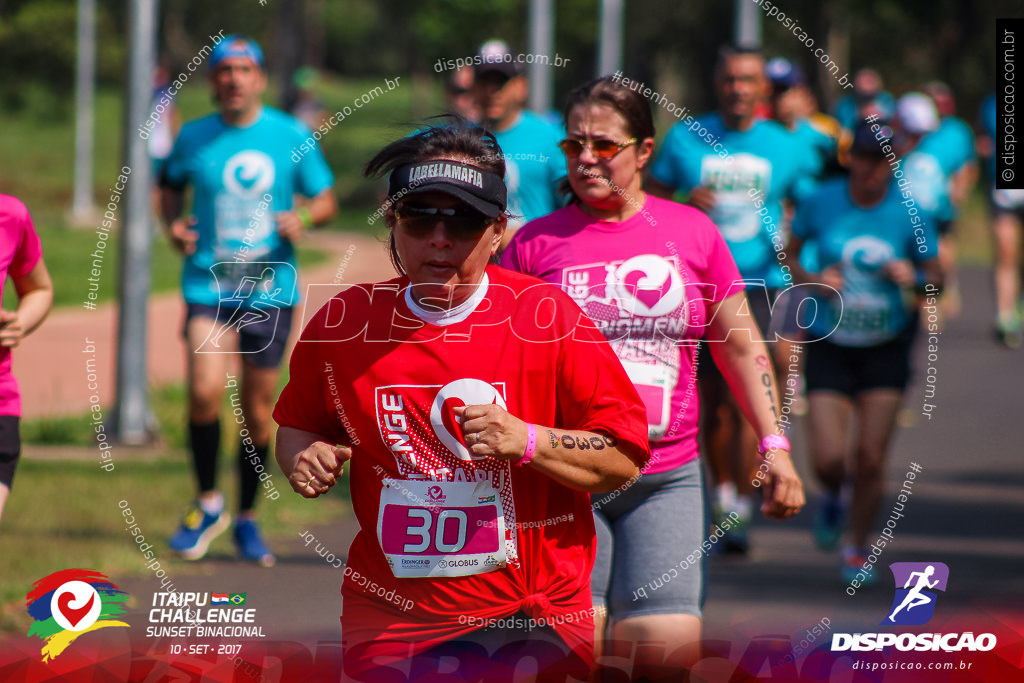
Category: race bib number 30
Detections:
[{"x1": 377, "y1": 479, "x2": 507, "y2": 578}]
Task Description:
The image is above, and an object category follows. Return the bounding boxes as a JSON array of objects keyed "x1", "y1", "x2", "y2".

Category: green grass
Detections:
[
  {"x1": 23, "y1": 359, "x2": 299, "y2": 450},
  {"x1": 23, "y1": 383, "x2": 188, "y2": 448},
  {"x1": 0, "y1": 455, "x2": 353, "y2": 634},
  {"x1": 954, "y1": 190, "x2": 996, "y2": 266},
  {"x1": 8, "y1": 345, "x2": 343, "y2": 632}
]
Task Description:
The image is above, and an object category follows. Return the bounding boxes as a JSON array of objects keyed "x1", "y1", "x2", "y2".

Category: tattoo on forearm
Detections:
[
  {"x1": 757, "y1": 355, "x2": 779, "y2": 421},
  {"x1": 546, "y1": 430, "x2": 617, "y2": 452}
]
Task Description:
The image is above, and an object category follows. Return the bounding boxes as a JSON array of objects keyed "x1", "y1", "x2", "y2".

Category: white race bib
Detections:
[{"x1": 377, "y1": 479, "x2": 507, "y2": 578}]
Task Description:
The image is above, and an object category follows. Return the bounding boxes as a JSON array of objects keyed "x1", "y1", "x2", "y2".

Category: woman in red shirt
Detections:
[{"x1": 273, "y1": 120, "x2": 651, "y2": 681}]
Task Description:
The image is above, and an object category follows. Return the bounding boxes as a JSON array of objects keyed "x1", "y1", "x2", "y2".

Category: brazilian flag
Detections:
[{"x1": 229, "y1": 593, "x2": 246, "y2": 606}]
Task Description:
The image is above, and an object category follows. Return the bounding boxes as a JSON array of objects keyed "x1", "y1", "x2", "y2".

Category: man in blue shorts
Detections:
[
  {"x1": 159, "y1": 35, "x2": 336, "y2": 565},
  {"x1": 786, "y1": 120, "x2": 941, "y2": 582},
  {"x1": 647, "y1": 44, "x2": 815, "y2": 553}
]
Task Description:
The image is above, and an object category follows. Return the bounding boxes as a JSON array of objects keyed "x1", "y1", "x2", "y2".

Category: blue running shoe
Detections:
[
  {"x1": 813, "y1": 495, "x2": 845, "y2": 551},
  {"x1": 840, "y1": 548, "x2": 876, "y2": 586},
  {"x1": 234, "y1": 518, "x2": 275, "y2": 567},
  {"x1": 169, "y1": 503, "x2": 231, "y2": 560}
]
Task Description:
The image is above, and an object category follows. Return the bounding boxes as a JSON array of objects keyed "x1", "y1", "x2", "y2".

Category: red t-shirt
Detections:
[
  {"x1": 273, "y1": 265, "x2": 650, "y2": 675},
  {"x1": 0, "y1": 195, "x2": 43, "y2": 417}
]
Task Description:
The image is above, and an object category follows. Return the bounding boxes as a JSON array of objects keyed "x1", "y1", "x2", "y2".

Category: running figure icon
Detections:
[
  {"x1": 887, "y1": 565, "x2": 939, "y2": 622},
  {"x1": 206, "y1": 266, "x2": 287, "y2": 349}
]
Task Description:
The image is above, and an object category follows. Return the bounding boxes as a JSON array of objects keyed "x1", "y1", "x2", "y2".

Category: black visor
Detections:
[{"x1": 387, "y1": 160, "x2": 507, "y2": 218}]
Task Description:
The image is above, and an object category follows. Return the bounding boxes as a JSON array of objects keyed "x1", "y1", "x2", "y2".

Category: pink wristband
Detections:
[
  {"x1": 757, "y1": 434, "x2": 790, "y2": 457},
  {"x1": 518, "y1": 424, "x2": 537, "y2": 467}
]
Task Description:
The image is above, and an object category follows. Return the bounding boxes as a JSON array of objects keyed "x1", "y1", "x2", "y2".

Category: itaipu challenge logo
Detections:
[{"x1": 25, "y1": 569, "x2": 129, "y2": 662}]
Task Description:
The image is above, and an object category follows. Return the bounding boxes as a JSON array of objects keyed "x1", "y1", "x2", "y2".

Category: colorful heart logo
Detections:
[
  {"x1": 56, "y1": 591, "x2": 95, "y2": 629},
  {"x1": 49, "y1": 581, "x2": 102, "y2": 632}
]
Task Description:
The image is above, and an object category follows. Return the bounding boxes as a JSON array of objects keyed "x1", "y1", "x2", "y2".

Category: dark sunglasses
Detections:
[
  {"x1": 557, "y1": 137, "x2": 637, "y2": 159},
  {"x1": 394, "y1": 203, "x2": 493, "y2": 238}
]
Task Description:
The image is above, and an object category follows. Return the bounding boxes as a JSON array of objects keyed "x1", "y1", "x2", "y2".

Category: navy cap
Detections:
[{"x1": 850, "y1": 119, "x2": 893, "y2": 156}]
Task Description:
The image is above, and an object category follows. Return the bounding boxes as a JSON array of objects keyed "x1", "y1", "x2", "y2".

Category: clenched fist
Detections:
[
  {"x1": 453, "y1": 404, "x2": 528, "y2": 462},
  {"x1": 286, "y1": 441, "x2": 352, "y2": 498}
]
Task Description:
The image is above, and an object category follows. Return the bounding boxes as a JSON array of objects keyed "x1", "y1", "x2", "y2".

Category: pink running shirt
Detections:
[
  {"x1": 503, "y1": 195, "x2": 743, "y2": 473},
  {"x1": 0, "y1": 195, "x2": 43, "y2": 417}
]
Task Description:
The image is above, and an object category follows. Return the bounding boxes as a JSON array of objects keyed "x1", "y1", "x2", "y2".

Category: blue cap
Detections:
[
  {"x1": 766, "y1": 57, "x2": 804, "y2": 89},
  {"x1": 209, "y1": 35, "x2": 264, "y2": 71}
]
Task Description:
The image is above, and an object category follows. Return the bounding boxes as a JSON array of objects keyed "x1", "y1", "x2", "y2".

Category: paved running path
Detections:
[{"x1": 15, "y1": 230, "x2": 394, "y2": 419}]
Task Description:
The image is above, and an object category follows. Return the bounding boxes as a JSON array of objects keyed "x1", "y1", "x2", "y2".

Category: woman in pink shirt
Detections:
[
  {"x1": 0, "y1": 195, "x2": 53, "y2": 520},
  {"x1": 502, "y1": 75, "x2": 804, "y2": 677}
]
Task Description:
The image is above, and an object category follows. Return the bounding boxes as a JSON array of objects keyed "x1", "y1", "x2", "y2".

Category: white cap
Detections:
[{"x1": 896, "y1": 93, "x2": 939, "y2": 134}]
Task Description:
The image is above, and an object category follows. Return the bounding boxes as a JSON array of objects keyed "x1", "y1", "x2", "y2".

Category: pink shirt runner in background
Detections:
[
  {"x1": 502, "y1": 195, "x2": 742, "y2": 473},
  {"x1": 0, "y1": 195, "x2": 43, "y2": 417}
]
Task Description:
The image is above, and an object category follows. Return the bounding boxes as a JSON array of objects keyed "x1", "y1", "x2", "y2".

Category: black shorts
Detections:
[
  {"x1": 937, "y1": 219, "x2": 954, "y2": 237},
  {"x1": 804, "y1": 328, "x2": 916, "y2": 397},
  {"x1": 698, "y1": 286, "x2": 802, "y2": 380},
  {"x1": 183, "y1": 303, "x2": 294, "y2": 368},
  {"x1": 0, "y1": 415, "x2": 21, "y2": 488}
]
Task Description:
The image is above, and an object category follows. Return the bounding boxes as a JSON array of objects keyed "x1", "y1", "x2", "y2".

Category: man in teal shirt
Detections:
[
  {"x1": 472, "y1": 40, "x2": 566, "y2": 246},
  {"x1": 648, "y1": 45, "x2": 814, "y2": 555},
  {"x1": 160, "y1": 36, "x2": 336, "y2": 566}
]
